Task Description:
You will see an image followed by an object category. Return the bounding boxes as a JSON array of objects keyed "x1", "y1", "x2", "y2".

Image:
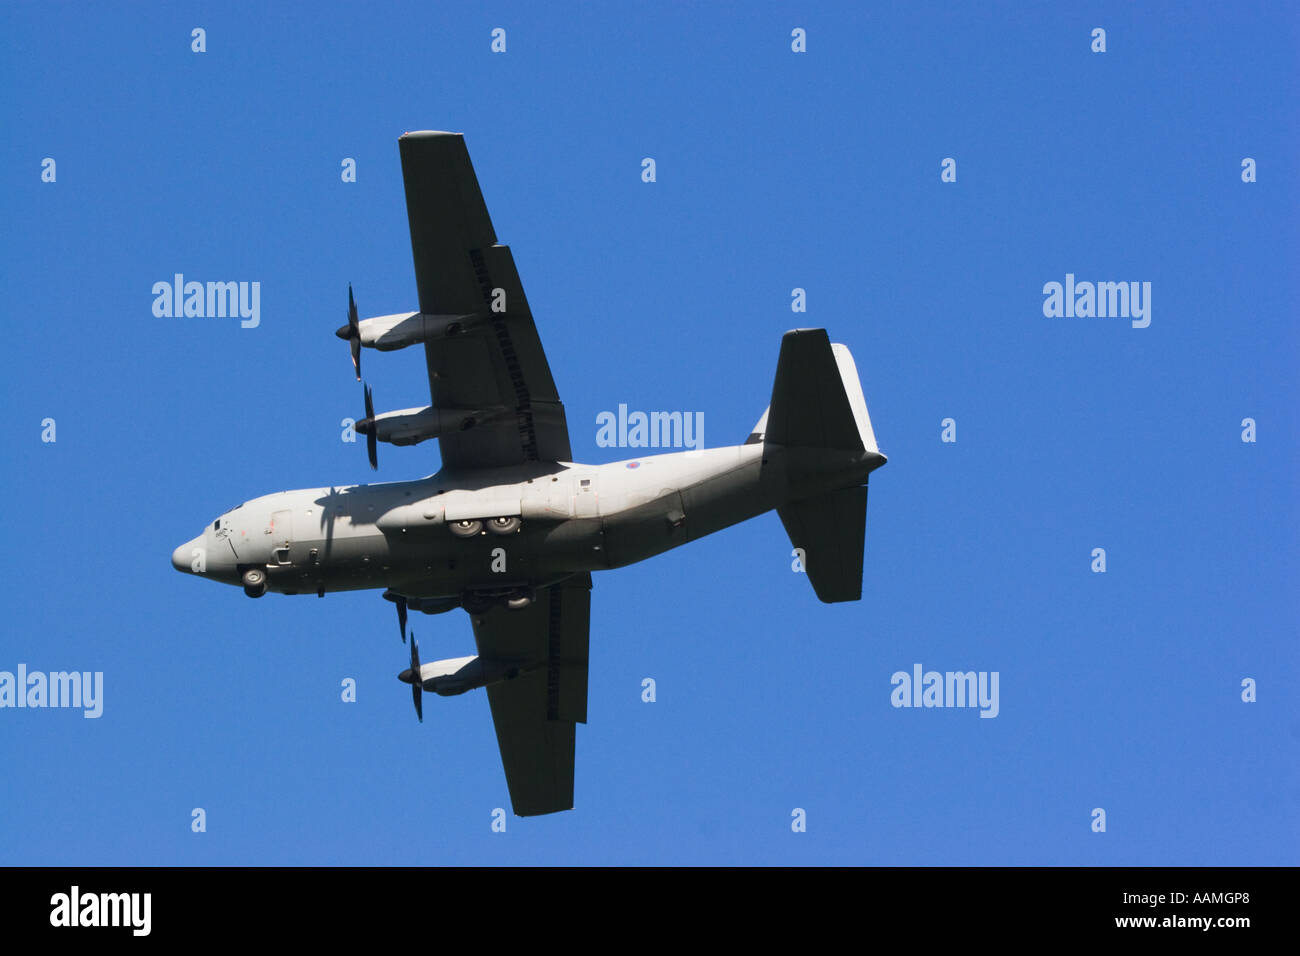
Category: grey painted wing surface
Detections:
[
  {"x1": 398, "y1": 131, "x2": 572, "y2": 470},
  {"x1": 471, "y1": 573, "x2": 592, "y2": 816}
]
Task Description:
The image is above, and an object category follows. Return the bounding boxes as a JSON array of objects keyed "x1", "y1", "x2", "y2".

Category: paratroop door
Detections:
[{"x1": 270, "y1": 509, "x2": 293, "y2": 566}]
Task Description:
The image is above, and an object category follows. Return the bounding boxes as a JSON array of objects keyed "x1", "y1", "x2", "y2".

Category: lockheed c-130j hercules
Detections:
[{"x1": 171, "y1": 131, "x2": 887, "y2": 816}]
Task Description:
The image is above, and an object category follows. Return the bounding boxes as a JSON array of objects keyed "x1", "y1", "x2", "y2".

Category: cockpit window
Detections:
[{"x1": 213, "y1": 519, "x2": 221, "y2": 530}]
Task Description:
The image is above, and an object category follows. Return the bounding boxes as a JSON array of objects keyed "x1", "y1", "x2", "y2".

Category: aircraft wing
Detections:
[
  {"x1": 470, "y1": 573, "x2": 592, "y2": 816},
  {"x1": 398, "y1": 131, "x2": 572, "y2": 471}
]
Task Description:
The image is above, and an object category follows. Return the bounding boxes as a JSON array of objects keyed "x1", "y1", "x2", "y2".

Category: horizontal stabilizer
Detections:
[
  {"x1": 765, "y1": 329, "x2": 877, "y2": 453},
  {"x1": 779, "y1": 484, "x2": 868, "y2": 603}
]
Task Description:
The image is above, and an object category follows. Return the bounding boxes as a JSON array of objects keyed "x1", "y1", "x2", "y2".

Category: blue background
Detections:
[{"x1": 2, "y1": 2, "x2": 1295, "y2": 865}]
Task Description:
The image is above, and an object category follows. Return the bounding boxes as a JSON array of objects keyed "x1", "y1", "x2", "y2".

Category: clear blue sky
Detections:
[{"x1": 2, "y1": 1, "x2": 1295, "y2": 865}]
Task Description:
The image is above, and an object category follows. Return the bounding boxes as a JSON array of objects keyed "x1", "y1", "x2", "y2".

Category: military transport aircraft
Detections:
[{"x1": 171, "y1": 131, "x2": 887, "y2": 816}]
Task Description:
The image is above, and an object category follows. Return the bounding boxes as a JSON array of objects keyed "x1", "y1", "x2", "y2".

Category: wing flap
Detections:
[{"x1": 546, "y1": 573, "x2": 591, "y2": 724}]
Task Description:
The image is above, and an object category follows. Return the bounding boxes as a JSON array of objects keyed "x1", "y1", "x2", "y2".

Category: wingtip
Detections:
[{"x1": 400, "y1": 130, "x2": 462, "y2": 140}]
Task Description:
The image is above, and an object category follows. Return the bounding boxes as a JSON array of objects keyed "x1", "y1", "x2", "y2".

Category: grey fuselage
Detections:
[{"x1": 171, "y1": 441, "x2": 883, "y2": 600}]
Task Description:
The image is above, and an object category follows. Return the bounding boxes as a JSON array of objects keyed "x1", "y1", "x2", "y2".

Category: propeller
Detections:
[
  {"x1": 396, "y1": 594, "x2": 408, "y2": 644},
  {"x1": 362, "y1": 383, "x2": 378, "y2": 470},
  {"x1": 408, "y1": 634, "x2": 423, "y2": 722},
  {"x1": 335, "y1": 284, "x2": 362, "y2": 381}
]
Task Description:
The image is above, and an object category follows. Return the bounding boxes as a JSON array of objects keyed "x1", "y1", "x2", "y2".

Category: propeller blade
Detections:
[
  {"x1": 336, "y1": 286, "x2": 363, "y2": 381},
  {"x1": 348, "y1": 285, "x2": 361, "y2": 381},
  {"x1": 396, "y1": 595, "x2": 408, "y2": 644},
  {"x1": 410, "y1": 635, "x2": 422, "y2": 722},
  {"x1": 364, "y1": 383, "x2": 378, "y2": 470}
]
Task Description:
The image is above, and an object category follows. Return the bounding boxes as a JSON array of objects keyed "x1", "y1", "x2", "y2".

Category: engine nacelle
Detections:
[
  {"x1": 356, "y1": 311, "x2": 485, "y2": 351},
  {"x1": 416, "y1": 655, "x2": 525, "y2": 696},
  {"x1": 357, "y1": 405, "x2": 502, "y2": 446}
]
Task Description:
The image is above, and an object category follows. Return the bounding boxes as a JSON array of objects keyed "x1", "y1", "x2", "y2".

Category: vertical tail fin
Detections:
[
  {"x1": 765, "y1": 329, "x2": 884, "y2": 603},
  {"x1": 765, "y1": 329, "x2": 878, "y2": 453}
]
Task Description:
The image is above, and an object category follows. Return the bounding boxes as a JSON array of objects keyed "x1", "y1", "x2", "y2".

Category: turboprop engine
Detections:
[
  {"x1": 356, "y1": 401, "x2": 500, "y2": 447},
  {"x1": 351, "y1": 382, "x2": 505, "y2": 469},
  {"x1": 398, "y1": 640, "x2": 529, "y2": 721},
  {"x1": 335, "y1": 285, "x2": 486, "y2": 379},
  {"x1": 344, "y1": 310, "x2": 485, "y2": 349}
]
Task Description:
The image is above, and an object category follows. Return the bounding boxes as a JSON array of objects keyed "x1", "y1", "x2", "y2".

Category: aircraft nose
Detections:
[{"x1": 172, "y1": 536, "x2": 201, "y2": 573}]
